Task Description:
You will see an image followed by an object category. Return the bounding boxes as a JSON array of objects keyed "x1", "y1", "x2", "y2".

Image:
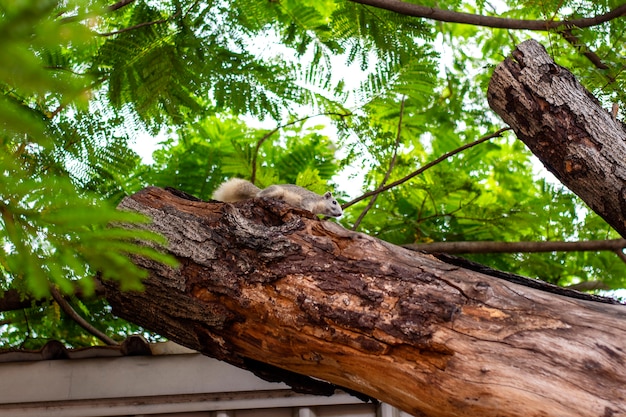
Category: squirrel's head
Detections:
[{"x1": 323, "y1": 191, "x2": 343, "y2": 217}]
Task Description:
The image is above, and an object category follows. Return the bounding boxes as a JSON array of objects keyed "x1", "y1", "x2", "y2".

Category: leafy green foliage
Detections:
[
  {"x1": 1, "y1": 0, "x2": 626, "y2": 347},
  {"x1": 96, "y1": 2, "x2": 206, "y2": 127},
  {"x1": 141, "y1": 115, "x2": 342, "y2": 200},
  {"x1": 0, "y1": 0, "x2": 177, "y2": 347},
  {"x1": 0, "y1": 159, "x2": 173, "y2": 298}
]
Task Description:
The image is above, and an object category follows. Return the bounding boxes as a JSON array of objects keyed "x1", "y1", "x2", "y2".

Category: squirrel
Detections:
[{"x1": 212, "y1": 178, "x2": 343, "y2": 217}]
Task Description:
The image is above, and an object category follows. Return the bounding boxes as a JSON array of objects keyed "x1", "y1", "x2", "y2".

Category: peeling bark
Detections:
[
  {"x1": 105, "y1": 187, "x2": 626, "y2": 417},
  {"x1": 487, "y1": 39, "x2": 626, "y2": 237}
]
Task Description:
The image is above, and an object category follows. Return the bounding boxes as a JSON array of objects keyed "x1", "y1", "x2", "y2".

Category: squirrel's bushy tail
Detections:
[{"x1": 212, "y1": 178, "x2": 261, "y2": 202}]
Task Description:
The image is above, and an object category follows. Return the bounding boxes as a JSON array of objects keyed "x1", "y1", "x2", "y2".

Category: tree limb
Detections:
[
  {"x1": 342, "y1": 127, "x2": 511, "y2": 209},
  {"x1": 404, "y1": 238, "x2": 626, "y2": 254},
  {"x1": 59, "y1": 0, "x2": 135, "y2": 23},
  {"x1": 567, "y1": 281, "x2": 610, "y2": 291},
  {"x1": 0, "y1": 277, "x2": 106, "y2": 313},
  {"x1": 0, "y1": 289, "x2": 34, "y2": 312},
  {"x1": 104, "y1": 186, "x2": 626, "y2": 417},
  {"x1": 349, "y1": 0, "x2": 626, "y2": 31},
  {"x1": 487, "y1": 40, "x2": 626, "y2": 238}
]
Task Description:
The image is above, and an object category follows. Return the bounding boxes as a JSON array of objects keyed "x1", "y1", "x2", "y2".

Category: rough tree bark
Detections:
[
  {"x1": 487, "y1": 39, "x2": 626, "y2": 237},
  {"x1": 105, "y1": 187, "x2": 626, "y2": 417}
]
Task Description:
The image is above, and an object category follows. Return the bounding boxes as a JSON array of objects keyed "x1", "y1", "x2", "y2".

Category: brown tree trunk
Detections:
[
  {"x1": 487, "y1": 39, "x2": 626, "y2": 237},
  {"x1": 105, "y1": 187, "x2": 626, "y2": 417}
]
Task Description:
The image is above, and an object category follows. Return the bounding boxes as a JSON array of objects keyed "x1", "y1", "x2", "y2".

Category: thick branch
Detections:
[
  {"x1": 105, "y1": 187, "x2": 626, "y2": 417},
  {"x1": 405, "y1": 238, "x2": 626, "y2": 254},
  {"x1": 567, "y1": 281, "x2": 610, "y2": 291},
  {"x1": 350, "y1": 0, "x2": 626, "y2": 30},
  {"x1": 0, "y1": 289, "x2": 33, "y2": 312},
  {"x1": 487, "y1": 40, "x2": 626, "y2": 237}
]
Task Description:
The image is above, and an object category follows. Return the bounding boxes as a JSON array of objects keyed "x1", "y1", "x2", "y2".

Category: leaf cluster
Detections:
[
  {"x1": 142, "y1": 114, "x2": 342, "y2": 200},
  {"x1": 0, "y1": 0, "x2": 177, "y2": 347}
]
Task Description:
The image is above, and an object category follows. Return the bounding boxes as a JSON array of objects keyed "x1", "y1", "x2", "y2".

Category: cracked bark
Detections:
[
  {"x1": 487, "y1": 39, "x2": 626, "y2": 237},
  {"x1": 105, "y1": 187, "x2": 626, "y2": 417}
]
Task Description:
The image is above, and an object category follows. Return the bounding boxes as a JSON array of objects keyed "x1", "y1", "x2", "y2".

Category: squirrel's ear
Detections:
[{"x1": 324, "y1": 191, "x2": 332, "y2": 199}]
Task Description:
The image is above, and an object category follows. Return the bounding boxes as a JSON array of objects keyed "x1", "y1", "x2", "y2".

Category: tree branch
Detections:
[
  {"x1": 487, "y1": 40, "x2": 626, "y2": 238},
  {"x1": 352, "y1": 97, "x2": 406, "y2": 230},
  {"x1": 108, "y1": 0, "x2": 136, "y2": 12},
  {"x1": 99, "y1": 0, "x2": 201, "y2": 36},
  {"x1": 349, "y1": 0, "x2": 626, "y2": 31},
  {"x1": 98, "y1": 18, "x2": 169, "y2": 36},
  {"x1": 59, "y1": 0, "x2": 136, "y2": 23},
  {"x1": 614, "y1": 248, "x2": 626, "y2": 263},
  {"x1": 104, "y1": 186, "x2": 626, "y2": 417},
  {"x1": 0, "y1": 289, "x2": 34, "y2": 312},
  {"x1": 49, "y1": 286, "x2": 119, "y2": 346},
  {"x1": 567, "y1": 281, "x2": 610, "y2": 291},
  {"x1": 342, "y1": 127, "x2": 511, "y2": 209},
  {"x1": 404, "y1": 238, "x2": 626, "y2": 254},
  {"x1": 559, "y1": 29, "x2": 610, "y2": 71},
  {"x1": 0, "y1": 279, "x2": 106, "y2": 313}
]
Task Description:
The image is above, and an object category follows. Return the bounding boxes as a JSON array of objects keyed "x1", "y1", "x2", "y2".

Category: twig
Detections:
[
  {"x1": 20, "y1": 310, "x2": 32, "y2": 349},
  {"x1": 99, "y1": 0, "x2": 201, "y2": 36},
  {"x1": 59, "y1": 0, "x2": 149, "y2": 24},
  {"x1": 349, "y1": 0, "x2": 626, "y2": 31},
  {"x1": 342, "y1": 127, "x2": 511, "y2": 209},
  {"x1": 59, "y1": 0, "x2": 136, "y2": 23},
  {"x1": 99, "y1": 18, "x2": 169, "y2": 36},
  {"x1": 352, "y1": 96, "x2": 406, "y2": 230},
  {"x1": 50, "y1": 286, "x2": 119, "y2": 346}
]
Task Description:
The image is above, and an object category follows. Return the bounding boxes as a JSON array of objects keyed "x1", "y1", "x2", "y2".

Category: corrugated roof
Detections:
[{"x1": 0, "y1": 337, "x2": 413, "y2": 417}]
